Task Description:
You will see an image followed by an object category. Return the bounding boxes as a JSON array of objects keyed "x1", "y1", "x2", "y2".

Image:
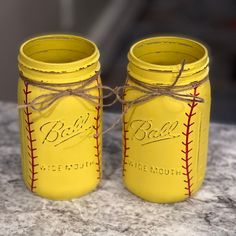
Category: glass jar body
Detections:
[
  {"x1": 123, "y1": 36, "x2": 211, "y2": 203},
  {"x1": 18, "y1": 35, "x2": 102, "y2": 200}
]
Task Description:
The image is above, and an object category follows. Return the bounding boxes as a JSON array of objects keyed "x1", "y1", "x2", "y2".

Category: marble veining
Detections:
[{"x1": 0, "y1": 102, "x2": 236, "y2": 236}]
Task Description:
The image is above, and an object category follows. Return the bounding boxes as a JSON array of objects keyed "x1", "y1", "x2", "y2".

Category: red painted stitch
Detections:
[
  {"x1": 122, "y1": 80, "x2": 130, "y2": 176},
  {"x1": 23, "y1": 82, "x2": 38, "y2": 192},
  {"x1": 94, "y1": 78, "x2": 101, "y2": 179},
  {"x1": 181, "y1": 87, "x2": 199, "y2": 197}
]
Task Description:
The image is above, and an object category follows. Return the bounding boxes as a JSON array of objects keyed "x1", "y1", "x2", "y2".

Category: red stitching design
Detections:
[
  {"x1": 181, "y1": 87, "x2": 199, "y2": 197},
  {"x1": 93, "y1": 78, "x2": 101, "y2": 179},
  {"x1": 23, "y1": 82, "x2": 38, "y2": 192},
  {"x1": 122, "y1": 80, "x2": 129, "y2": 176}
]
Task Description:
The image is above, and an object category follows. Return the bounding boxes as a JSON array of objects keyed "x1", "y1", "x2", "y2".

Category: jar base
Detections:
[
  {"x1": 123, "y1": 180, "x2": 202, "y2": 203},
  {"x1": 24, "y1": 179, "x2": 100, "y2": 200}
]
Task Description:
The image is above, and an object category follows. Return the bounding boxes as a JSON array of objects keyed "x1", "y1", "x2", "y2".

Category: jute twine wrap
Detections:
[
  {"x1": 104, "y1": 60, "x2": 209, "y2": 133},
  {"x1": 117, "y1": 60, "x2": 208, "y2": 106},
  {"x1": 18, "y1": 60, "x2": 209, "y2": 134},
  {"x1": 18, "y1": 71, "x2": 117, "y2": 111}
]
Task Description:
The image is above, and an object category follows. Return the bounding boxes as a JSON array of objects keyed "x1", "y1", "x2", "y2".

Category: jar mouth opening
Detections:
[
  {"x1": 19, "y1": 34, "x2": 99, "y2": 72},
  {"x1": 128, "y1": 36, "x2": 208, "y2": 72}
]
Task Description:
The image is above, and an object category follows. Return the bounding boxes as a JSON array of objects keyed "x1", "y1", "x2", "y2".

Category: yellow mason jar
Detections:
[
  {"x1": 122, "y1": 36, "x2": 211, "y2": 203},
  {"x1": 18, "y1": 35, "x2": 102, "y2": 200}
]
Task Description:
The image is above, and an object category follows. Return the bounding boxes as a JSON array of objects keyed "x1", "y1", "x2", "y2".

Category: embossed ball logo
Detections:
[{"x1": 39, "y1": 113, "x2": 93, "y2": 147}]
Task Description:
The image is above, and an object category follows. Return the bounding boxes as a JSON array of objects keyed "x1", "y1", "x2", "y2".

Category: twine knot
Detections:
[{"x1": 67, "y1": 88, "x2": 73, "y2": 95}]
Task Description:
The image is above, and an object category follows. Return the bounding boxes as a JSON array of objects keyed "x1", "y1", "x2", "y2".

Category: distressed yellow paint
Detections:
[
  {"x1": 18, "y1": 35, "x2": 102, "y2": 200},
  {"x1": 123, "y1": 36, "x2": 211, "y2": 203}
]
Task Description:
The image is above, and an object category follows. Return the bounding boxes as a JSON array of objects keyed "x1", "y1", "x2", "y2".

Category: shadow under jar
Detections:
[
  {"x1": 18, "y1": 35, "x2": 102, "y2": 200},
  {"x1": 122, "y1": 36, "x2": 211, "y2": 203}
]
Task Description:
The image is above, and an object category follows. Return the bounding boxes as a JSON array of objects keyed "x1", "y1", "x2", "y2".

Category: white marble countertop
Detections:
[{"x1": 0, "y1": 102, "x2": 236, "y2": 236}]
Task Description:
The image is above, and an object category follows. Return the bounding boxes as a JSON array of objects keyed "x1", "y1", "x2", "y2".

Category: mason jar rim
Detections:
[
  {"x1": 128, "y1": 36, "x2": 209, "y2": 73},
  {"x1": 18, "y1": 34, "x2": 100, "y2": 73}
]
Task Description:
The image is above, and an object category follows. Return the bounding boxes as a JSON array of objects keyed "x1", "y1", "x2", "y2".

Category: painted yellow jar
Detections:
[
  {"x1": 122, "y1": 36, "x2": 211, "y2": 203},
  {"x1": 18, "y1": 35, "x2": 102, "y2": 200}
]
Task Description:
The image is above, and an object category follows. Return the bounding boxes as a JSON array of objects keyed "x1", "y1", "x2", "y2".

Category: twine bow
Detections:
[
  {"x1": 18, "y1": 71, "x2": 117, "y2": 111},
  {"x1": 116, "y1": 60, "x2": 208, "y2": 106}
]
